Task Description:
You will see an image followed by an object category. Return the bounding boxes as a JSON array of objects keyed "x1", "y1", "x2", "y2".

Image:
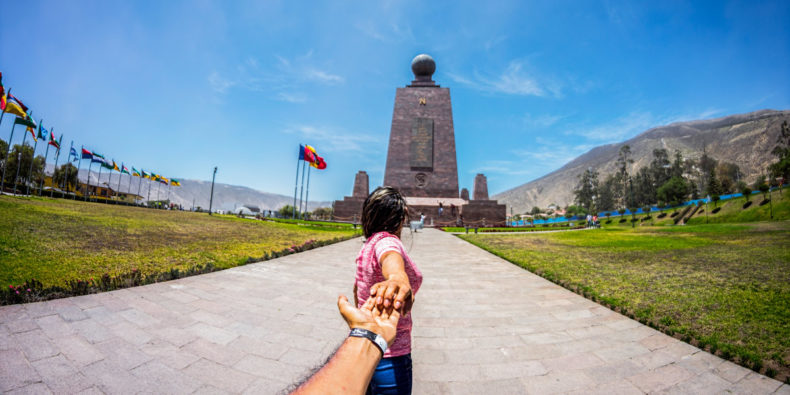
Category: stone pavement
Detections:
[{"x1": 1, "y1": 229, "x2": 787, "y2": 394}]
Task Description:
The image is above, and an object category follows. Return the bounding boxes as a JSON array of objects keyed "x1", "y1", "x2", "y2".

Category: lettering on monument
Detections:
[{"x1": 410, "y1": 117, "x2": 434, "y2": 168}]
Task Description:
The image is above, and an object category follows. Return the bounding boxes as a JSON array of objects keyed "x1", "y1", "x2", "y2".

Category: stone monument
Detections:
[
  {"x1": 332, "y1": 171, "x2": 369, "y2": 221},
  {"x1": 333, "y1": 54, "x2": 506, "y2": 226}
]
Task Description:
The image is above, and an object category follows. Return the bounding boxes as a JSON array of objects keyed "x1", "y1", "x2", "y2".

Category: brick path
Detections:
[{"x1": 1, "y1": 228, "x2": 787, "y2": 394}]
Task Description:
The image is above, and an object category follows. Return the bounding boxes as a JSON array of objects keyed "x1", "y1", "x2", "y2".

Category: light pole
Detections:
[
  {"x1": 208, "y1": 166, "x2": 217, "y2": 215},
  {"x1": 629, "y1": 178, "x2": 635, "y2": 228}
]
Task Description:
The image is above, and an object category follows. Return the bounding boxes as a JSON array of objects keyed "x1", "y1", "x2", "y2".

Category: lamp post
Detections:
[
  {"x1": 208, "y1": 166, "x2": 217, "y2": 215},
  {"x1": 629, "y1": 177, "x2": 635, "y2": 228}
]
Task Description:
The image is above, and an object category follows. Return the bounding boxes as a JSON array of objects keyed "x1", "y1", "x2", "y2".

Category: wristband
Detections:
[{"x1": 349, "y1": 328, "x2": 387, "y2": 355}]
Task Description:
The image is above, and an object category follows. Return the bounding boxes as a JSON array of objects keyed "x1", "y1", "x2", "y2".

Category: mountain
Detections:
[
  {"x1": 493, "y1": 109, "x2": 790, "y2": 214},
  {"x1": 63, "y1": 169, "x2": 330, "y2": 212}
]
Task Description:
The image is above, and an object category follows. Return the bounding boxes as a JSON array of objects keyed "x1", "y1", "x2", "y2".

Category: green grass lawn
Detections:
[
  {"x1": 442, "y1": 224, "x2": 584, "y2": 232},
  {"x1": 460, "y1": 222, "x2": 790, "y2": 380},
  {"x1": 0, "y1": 196, "x2": 360, "y2": 288}
]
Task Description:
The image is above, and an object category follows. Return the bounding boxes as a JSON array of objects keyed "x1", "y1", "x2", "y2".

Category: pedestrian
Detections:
[
  {"x1": 438, "y1": 202, "x2": 443, "y2": 217},
  {"x1": 354, "y1": 186, "x2": 422, "y2": 394}
]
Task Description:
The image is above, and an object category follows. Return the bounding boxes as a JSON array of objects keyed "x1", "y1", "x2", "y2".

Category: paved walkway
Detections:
[{"x1": 1, "y1": 229, "x2": 787, "y2": 394}]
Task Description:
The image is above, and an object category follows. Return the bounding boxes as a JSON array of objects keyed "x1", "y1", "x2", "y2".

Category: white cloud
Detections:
[
  {"x1": 449, "y1": 60, "x2": 561, "y2": 98},
  {"x1": 284, "y1": 125, "x2": 383, "y2": 153},
  {"x1": 277, "y1": 92, "x2": 308, "y2": 103},
  {"x1": 355, "y1": 21, "x2": 414, "y2": 43},
  {"x1": 568, "y1": 111, "x2": 656, "y2": 142},
  {"x1": 208, "y1": 71, "x2": 236, "y2": 93},
  {"x1": 208, "y1": 51, "x2": 344, "y2": 100},
  {"x1": 523, "y1": 113, "x2": 565, "y2": 128}
]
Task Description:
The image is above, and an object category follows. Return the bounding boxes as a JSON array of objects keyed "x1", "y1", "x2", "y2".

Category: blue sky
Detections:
[{"x1": 2, "y1": 0, "x2": 788, "y2": 201}]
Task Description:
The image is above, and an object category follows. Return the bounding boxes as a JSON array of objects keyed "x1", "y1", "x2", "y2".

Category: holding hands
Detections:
[{"x1": 337, "y1": 294, "x2": 400, "y2": 345}]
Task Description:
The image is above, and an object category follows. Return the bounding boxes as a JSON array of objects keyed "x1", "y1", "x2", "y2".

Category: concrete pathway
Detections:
[{"x1": 0, "y1": 229, "x2": 786, "y2": 394}]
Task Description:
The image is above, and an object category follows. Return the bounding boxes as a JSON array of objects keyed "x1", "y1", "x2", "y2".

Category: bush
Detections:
[{"x1": 742, "y1": 187, "x2": 753, "y2": 201}]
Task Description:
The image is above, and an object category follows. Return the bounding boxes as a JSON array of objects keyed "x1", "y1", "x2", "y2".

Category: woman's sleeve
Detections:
[{"x1": 373, "y1": 236, "x2": 402, "y2": 262}]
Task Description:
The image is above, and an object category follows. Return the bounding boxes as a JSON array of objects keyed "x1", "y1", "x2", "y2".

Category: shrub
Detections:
[{"x1": 741, "y1": 187, "x2": 752, "y2": 201}]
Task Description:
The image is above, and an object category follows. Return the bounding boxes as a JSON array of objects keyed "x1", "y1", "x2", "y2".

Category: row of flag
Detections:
[
  {"x1": 75, "y1": 148, "x2": 181, "y2": 186},
  {"x1": 1, "y1": 71, "x2": 180, "y2": 198}
]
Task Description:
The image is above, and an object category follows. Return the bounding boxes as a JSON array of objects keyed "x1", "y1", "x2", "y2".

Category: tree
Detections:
[
  {"x1": 53, "y1": 163, "x2": 79, "y2": 192},
  {"x1": 711, "y1": 194, "x2": 720, "y2": 208},
  {"x1": 0, "y1": 138, "x2": 7, "y2": 170},
  {"x1": 649, "y1": 148, "x2": 671, "y2": 189},
  {"x1": 741, "y1": 186, "x2": 752, "y2": 202},
  {"x1": 2, "y1": 144, "x2": 44, "y2": 187},
  {"x1": 312, "y1": 207, "x2": 333, "y2": 220},
  {"x1": 670, "y1": 150, "x2": 684, "y2": 179},
  {"x1": 717, "y1": 162, "x2": 741, "y2": 194},
  {"x1": 278, "y1": 205, "x2": 300, "y2": 218},
  {"x1": 530, "y1": 206, "x2": 542, "y2": 215},
  {"x1": 770, "y1": 120, "x2": 790, "y2": 181},
  {"x1": 705, "y1": 169, "x2": 723, "y2": 196},
  {"x1": 573, "y1": 168, "x2": 599, "y2": 214},
  {"x1": 615, "y1": 145, "x2": 634, "y2": 206},
  {"x1": 657, "y1": 176, "x2": 688, "y2": 206},
  {"x1": 596, "y1": 174, "x2": 617, "y2": 212}
]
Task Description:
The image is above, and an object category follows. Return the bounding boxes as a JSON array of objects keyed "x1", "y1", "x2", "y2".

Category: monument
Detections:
[
  {"x1": 332, "y1": 171, "x2": 369, "y2": 221},
  {"x1": 333, "y1": 54, "x2": 506, "y2": 226}
]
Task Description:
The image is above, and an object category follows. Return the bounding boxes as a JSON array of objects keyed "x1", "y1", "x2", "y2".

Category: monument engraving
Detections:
[
  {"x1": 410, "y1": 118, "x2": 434, "y2": 168},
  {"x1": 415, "y1": 172, "x2": 428, "y2": 188}
]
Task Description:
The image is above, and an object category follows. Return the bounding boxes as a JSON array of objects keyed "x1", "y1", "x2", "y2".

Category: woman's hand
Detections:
[
  {"x1": 369, "y1": 278, "x2": 412, "y2": 314},
  {"x1": 337, "y1": 295, "x2": 400, "y2": 345}
]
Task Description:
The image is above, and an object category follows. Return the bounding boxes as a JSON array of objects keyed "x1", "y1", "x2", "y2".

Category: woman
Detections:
[{"x1": 354, "y1": 186, "x2": 423, "y2": 395}]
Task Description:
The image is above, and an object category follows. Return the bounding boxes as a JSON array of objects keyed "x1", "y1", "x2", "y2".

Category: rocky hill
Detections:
[{"x1": 493, "y1": 109, "x2": 790, "y2": 214}]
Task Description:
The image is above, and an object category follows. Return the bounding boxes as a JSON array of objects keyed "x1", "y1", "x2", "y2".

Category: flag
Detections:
[
  {"x1": 14, "y1": 116, "x2": 36, "y2": 129},
  {"x1": 170, "y1": 179, "x2": 181, "y2": 186},
  {"x1": 90, "y1": 156, "x2": 105, "y2": 164},
  {"x1": 121, "y1": 165, "x2": 130, "y2": 174},
  {"x1": 82, "y1": 148, "x2": 93, "y2": 159},
  {"x1": 2, "y1": 95, "x2": 26, "y2": 118},
  {"x1": 112, "y1": 160, "x2": 120, "y2": 172},
  {"x1": 131, "y1": 167, "x2": 141, "y2": 177},
  {"x1": 299, "y1": 144, "x2": 316, "y2": 163},
  {"x1": 69, "y1": 147, "x2": 79, "y2": 162},
  {"x1": 0, "y1": 71, "x2": 4, "y2": 97},
  {"x1": 48, "y1": 133, "x2": 62, "y2": 150},
  {"x1": 311, "y1": 155, "x2": 327, "y2": 170},
  {"x1": 142, "y1": 170, "x2": 151, "y2": 179},
  {"x1": 9, "y1": 93, "x2": 27, "y2": 112},
  {"x1": 100, "y1": 158, "x2": 114, "y2": 170},
  {"x1": 37, "y1": 124, "x2": 49, "y2": 141},
  {"x1": 92, "y1": 152, "x2": 105, "y2": 159},
  {"x1": 159, "y1": 177, "x2": 169, "y2": 185}
]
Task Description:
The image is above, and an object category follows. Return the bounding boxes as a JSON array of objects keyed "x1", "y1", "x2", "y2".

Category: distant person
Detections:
[
  {"x1": 450, "y1": 203, "x2": 456, "y2": 216},
  {"x1": 419, "y1": 212, "x2": 425, "y2": 225},
  {"x1": 355, "y1": 186, "x2": 423, "y2": 394},
  {"x1": 438, "y1": 202, "x2": 443, "y2": 217}
]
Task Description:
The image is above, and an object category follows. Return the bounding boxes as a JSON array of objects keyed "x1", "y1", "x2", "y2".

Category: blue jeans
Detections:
[{"x1": 367, "y1": 354, "x2": 412, "y2": 395}]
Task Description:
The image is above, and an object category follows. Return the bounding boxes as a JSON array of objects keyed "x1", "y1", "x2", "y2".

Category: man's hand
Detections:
[{"x1": 337, "y1": 295, "x2": 400, "y2": 345}]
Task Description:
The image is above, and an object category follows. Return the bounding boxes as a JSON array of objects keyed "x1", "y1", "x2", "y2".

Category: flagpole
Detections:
[
  {"x1": 137, "y1": 171, "x2": 143, "y2": 205},
  {"x1": 64, "y1": 140, "x2": 74, "y2": 193},
  {"x1": 1, "y1": 122, "x2": 17, "y2": 193},
  {"x1": 146, "y1": 175, "x2": 151, "y2": 204},
  {"x1": 117, "y1": 162, "x2": 123, "y2": 198},
  {"x1": 0, "y1": 88, "x2": 10, "y2": 128},
  {"x1": 96, "y1": 163, "x2": 103, "y2": 200},
  {"x1": 126, "y1": 166, "x2": 133, "y2": 199},
  {"x1": 108, "y1": 161, "x2": 114, "y2": 200},
  {"x1": 84, "y1": 156, "x2": 92, "y2": 200},
  {"x1": 303, "y1": 164, "x2": 312, "y2": 220},
  {"x1": 156, "y1": 180, "x2": 161, "y2": 203},
  {"x1": 298, "y1": 159, "x2": 307, "y2": 220},
  {"x1": 38, "y1": 128, "x2": 52, "y2": 196},
  {"x1": 51, "y1": 137, "x2": 62, "y2": 198},
  {"x1": 13, "y1": 127, "x2": 29, "y2": 196},
  {"x1": 166, "y1": 183, "x2": 171, "y2": 205},
  {"x1": 26, "y1": 125, "x2": 40, "y2": 196},
  {"x1": 76, "y1": 145, "x2": 84, "y2": 200},
  {"x1": 293, "y1": 147, "x2": 301, "y2": 219}
]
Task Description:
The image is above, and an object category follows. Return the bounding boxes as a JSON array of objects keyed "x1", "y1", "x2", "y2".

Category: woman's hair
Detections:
[{"x1": 361, "y1": 186, "x2": 409, "y2": 238}]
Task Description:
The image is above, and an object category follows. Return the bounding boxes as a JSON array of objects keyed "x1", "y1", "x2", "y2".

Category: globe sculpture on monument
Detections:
[{"x1": 333, "y1": 54, "x2": 506, "y2": 226}]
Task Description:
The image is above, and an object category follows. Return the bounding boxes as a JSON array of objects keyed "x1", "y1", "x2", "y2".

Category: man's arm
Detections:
[{"x1": 290, "y1": 295, "x2": 400, "y2": 395}]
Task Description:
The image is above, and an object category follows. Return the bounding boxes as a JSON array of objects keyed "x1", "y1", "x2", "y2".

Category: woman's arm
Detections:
[{"x1": 370, "y1": 251, "x2": 413, "y2": 314}]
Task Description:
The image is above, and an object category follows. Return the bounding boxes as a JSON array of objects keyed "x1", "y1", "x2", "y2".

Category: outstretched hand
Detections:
[
  {"x1": 369, "y1": 279, "x2": 412, "y2": 314},
  {"x1": 337, "y1": 295, "x2": 400, "y2": 345}
]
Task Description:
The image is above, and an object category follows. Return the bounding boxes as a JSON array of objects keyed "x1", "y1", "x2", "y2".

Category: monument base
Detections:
[
  {"x1": 461, "y1": 200, "x2": 507, "y2": 227},
  {"x1": 402, "y1": 196, "x2": 506, "y2": 227},
  {"x1": 333, "y1": 197, "x2": 365, "y2": 222}
]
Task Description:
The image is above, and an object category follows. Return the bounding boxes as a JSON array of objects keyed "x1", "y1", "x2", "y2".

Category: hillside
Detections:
[
  {"x1": 61, "y1": 169, "x2": 331, "y2": 212},
  {"x1": 493, "y1": 109, "x2": 790, "y2": 213}
]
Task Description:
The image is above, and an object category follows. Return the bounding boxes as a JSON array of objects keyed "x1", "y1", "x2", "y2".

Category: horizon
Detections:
[{"x1": 2, "y1": 1, "x2": 788, "y2": 201}]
